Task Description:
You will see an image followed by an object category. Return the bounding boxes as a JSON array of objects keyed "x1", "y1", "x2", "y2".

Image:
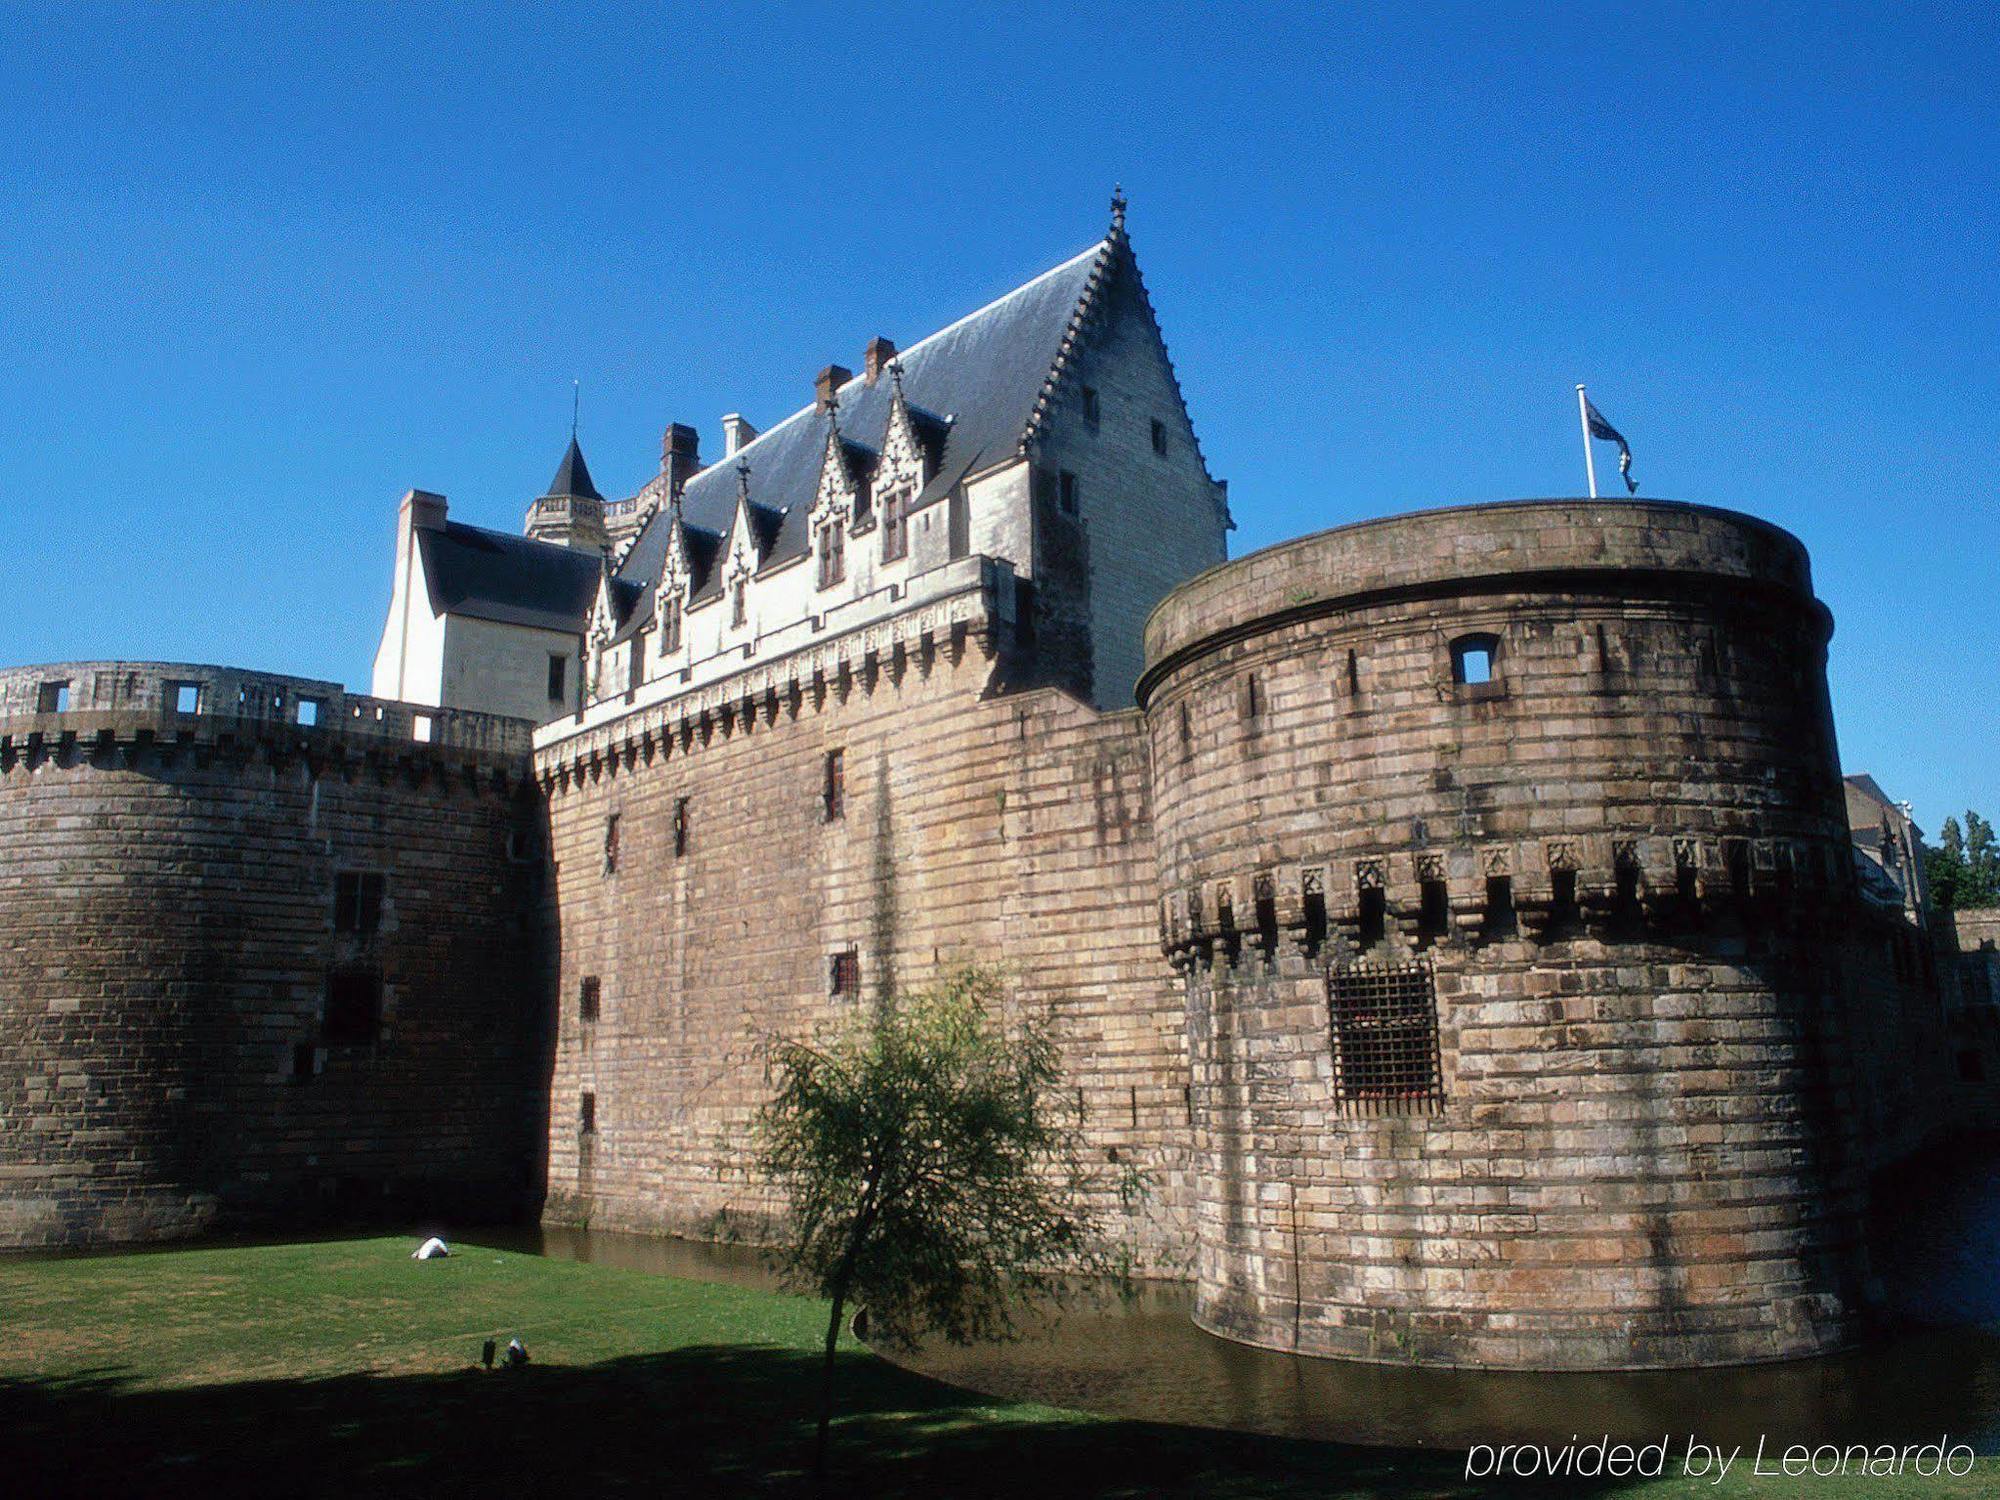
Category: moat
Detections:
[{"x1": 465, "y1": 1135, "x2": 2000, "y2": 1453}]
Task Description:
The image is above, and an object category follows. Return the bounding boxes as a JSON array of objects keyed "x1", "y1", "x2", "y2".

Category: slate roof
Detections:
[
  {"x1": 544, "y1": 436, "x2": 602, "y2": 501},
  {"x1": 610, "y1": 235, "x2": 1115, "y2": 636},
  {"x1": 419, "y1": 521, "x2": 603, "y2": 633}
]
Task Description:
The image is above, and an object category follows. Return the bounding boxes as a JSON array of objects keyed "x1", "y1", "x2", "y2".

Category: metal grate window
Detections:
[{"x1": 1326, "y1": 957, "x2": 1443, "y2": 1116}]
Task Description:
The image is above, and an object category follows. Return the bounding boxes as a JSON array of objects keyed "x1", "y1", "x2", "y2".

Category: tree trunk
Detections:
[{"x1": 813, "y1": 1281, "x2": 846, "y2": 1495}]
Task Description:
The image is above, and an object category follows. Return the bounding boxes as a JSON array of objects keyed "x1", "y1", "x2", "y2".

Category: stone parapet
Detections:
[{"x1": 0, "y1": 661, "x2": 532, "y2": 777}]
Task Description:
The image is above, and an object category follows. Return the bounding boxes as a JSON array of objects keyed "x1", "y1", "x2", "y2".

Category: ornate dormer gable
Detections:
[
  {"x1": 653, "y1": 501, "x2": 691, "y2": 656},
  {"x1": 585, "y1": 555, "x2": 621, "y2": 698},
  {"x1": 875, "y1": 364, "x2": 949, "y2": 565},
  {"x1": 720, "y1": 464, "x2": 764, "y2": 632}
]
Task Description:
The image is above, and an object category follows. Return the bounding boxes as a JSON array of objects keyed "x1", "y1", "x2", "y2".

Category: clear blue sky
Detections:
[{"x1": 1, "y1": 4, "x2": 1993, "y2": 832}]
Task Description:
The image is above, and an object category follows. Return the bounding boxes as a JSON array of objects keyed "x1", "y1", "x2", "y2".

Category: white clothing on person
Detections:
[{"x1": 412, "y1": 1236, "x2": 451, "y2": 1260}]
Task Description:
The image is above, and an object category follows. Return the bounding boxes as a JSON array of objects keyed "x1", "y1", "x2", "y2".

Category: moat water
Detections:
[{"x1": 468, "y1": 1136, "x2": 2000, "y2": 1453}]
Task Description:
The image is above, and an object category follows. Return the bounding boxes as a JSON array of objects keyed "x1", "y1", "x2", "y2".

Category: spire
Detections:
[
  {"x1": 1109, "y1": 183, "x2": 1128, "y2": 239},
  {"x1": 544, "y1": 434, "x2": 603, "y2": 502}
]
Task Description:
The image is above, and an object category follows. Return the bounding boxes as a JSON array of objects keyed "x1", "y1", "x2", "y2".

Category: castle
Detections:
[{"x1": 4, "y1": 204, "x2": 1994, "y2": 1372}]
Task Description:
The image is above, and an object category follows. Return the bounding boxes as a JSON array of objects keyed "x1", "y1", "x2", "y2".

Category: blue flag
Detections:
[{"x1": 1584, "y1": 398, "x2": 1638, "y2": 494}]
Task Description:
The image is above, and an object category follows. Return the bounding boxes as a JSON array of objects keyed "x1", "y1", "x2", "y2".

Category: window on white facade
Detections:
[{"x1": 881, "y1": 489, "x2": 908, "y2": 562}]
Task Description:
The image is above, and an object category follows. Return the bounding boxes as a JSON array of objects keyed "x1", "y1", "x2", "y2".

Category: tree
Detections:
[
  {"x1": 755, "y1": 966, "x2": 1130, "y2": 1487},
  {"x1": 1925, "y1": 809, "x2": 2000, "y2": 911}
]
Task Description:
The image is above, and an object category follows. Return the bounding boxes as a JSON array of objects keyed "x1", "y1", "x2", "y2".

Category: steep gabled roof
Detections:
[
  {"x1": 612, "y1": 235, "x2": 1114, "y2": 634},
  {"x1": 544, "y1": 436, "x2": 603, "y2": 501},
  {"x1": 419, "y1": 521, "x2": 602, "y2": 633}
]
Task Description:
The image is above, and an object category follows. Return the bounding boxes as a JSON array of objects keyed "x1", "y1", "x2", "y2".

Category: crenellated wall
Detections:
[
  {"x1": 1137, "y1": 500, "x2": 1938, "y2": 1369},
  {"x1": 0, "y1": 662, "x2": 548, "y2": 1249}
]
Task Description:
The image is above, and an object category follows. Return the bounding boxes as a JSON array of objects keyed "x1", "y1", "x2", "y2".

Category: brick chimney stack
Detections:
[
  {"x1": 863, "y1": 336, "x2": 897, "y2": 385},
  {"x1": 815, "y1": 365, "x2": 852, "y2": 412},
  {"x1": 661, "y1": 423, "x2": 702, "y2": 494}
]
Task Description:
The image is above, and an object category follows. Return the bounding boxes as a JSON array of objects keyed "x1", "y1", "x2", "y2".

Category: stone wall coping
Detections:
[
  {"x1": 0, "y1": 660, "x2": 534, "y2": 763},
  {"x1": 1141, "y1": 498, "x2": 1820, "y2": 701}
]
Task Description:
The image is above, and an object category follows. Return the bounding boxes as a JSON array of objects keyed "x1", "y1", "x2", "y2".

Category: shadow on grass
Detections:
[{"x1": 0, "y1": 1342, "x2": 1652, "y2": 1500}]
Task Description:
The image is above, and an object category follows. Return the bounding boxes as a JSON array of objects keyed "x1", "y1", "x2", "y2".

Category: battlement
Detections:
[
  {"x1": 0, "y1": 661, "x2": 533, "y2": 774},
  {"x1": 1141, "y1": 498, "x2": 1824, "y2": 705}
]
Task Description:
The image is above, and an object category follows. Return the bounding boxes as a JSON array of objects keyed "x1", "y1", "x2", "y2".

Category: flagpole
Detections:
[{"x1": 1576, "y1": 384, "x2": 1598, "y2": 499}]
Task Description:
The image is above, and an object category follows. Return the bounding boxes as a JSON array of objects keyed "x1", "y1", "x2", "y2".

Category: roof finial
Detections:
[
  {"x1": 736, "y1": 458, "x2": 752, "y2": 505},
  {"x1": 571, "y1": 379, "x2": 580, "y2": 440},
  {"x1": 1110, "y1": 183, "x2": 1127, "y2": 236},
  {"x1": 888, "y1": 358, "x2": 904, "y2": 400}
]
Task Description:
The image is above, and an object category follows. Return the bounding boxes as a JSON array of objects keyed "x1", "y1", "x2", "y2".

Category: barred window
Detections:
[
  {"x1": 829, "y1": 949, "x2": 860, "y2": 998},
  {"x1": 1326, "y1": 958, "x2": 1442, "y2": 1116},
  {"x1": 579, "y1": 975, "x2": 600, "y2": 1022}
]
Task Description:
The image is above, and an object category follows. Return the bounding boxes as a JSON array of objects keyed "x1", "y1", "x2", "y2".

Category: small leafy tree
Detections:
[{"x1": 755, "y1": 965, "x2": 1128, "y2": 1486}]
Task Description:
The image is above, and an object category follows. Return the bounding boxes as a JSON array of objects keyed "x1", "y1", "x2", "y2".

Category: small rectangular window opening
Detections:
[
  {"x1": 1452, "y1": 636, "x2": 1498, "y2": 686},
  {"x1": 1058, "y1": 470, "x2": 1079, "y2": 517},
  {"x1": 171, "y1": 681, "x2": 203, "y2": 715},
  {"x1": 334, "y1": 872, "x2": 386, "y2": 935},
  {"x1": 37, "y1": 680, "x2": 70, "y2": 714},
  {"x1": 579, "y1": 975, "x2": 601, "y2": 1023},
  {"x1": 1179, "y1": 703, "x2": 1193, "y2": 762},
  {"x1": 579, "y1": 1091, "x2": 596, "y2": 1135},
  {"x1": 1242, "y1": 674, "x2": 1260, "y2": 720},
  {"x1": 297, "y1": 698, "x2": 321, "y2": 727},
  {"x1": 1081, "y1": 386, "x2": 1100, "y2": 427},
  {"x1": 1254, "y1": 887, "x2": 1280, "y2": 953},
  {"x1": 829, "y1": 949, "x2": 860, "y2": 998},
  {"x1": 673, "y1": 797, "x2": 690, "y2": 858},
  {"x1": 603, "y1": 813, "x2": 621, "y2": 875},
  {"x1": 291, "y1": 1042, "x2": 320, "y2": 1081},
  {"x1": 1151, "y1": 418, "x2": 1167, "y2": 455},
  {"x1": 412, "y1": 712, "x2": 435, "y2": 744},
  {"x1": 823, "y1": 749, "x2": 845, "y2": 821},
  {"x1": 547, "y1": 654, "x2": 568, "y2": 702}
]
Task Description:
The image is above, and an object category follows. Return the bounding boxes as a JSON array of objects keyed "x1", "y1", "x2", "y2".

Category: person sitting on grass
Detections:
[{"x1": 504, "y1": 1337, "x2": 529, "y2": 1368}]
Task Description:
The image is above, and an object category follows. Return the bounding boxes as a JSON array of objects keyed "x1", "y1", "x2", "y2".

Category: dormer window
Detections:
[
  {"x1": 881, "y1": 488, "x2": 908, "y2": 562},
  {"x1": 660, "y1": 593, "x2": 682, "y2": 655},
  {"x1": 731, "y1": 575, "x2": 748, "y2": 629},
  {"x1": 817, "y1": 523, "x2": 845, "y2": 588}
]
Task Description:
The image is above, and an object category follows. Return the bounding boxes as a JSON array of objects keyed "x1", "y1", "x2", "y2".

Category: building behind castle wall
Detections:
[
  {"x1": 0, "y1": 663, "x2": 549, "y2": 1249},
  {"x1": 1138, "y1": 500, "x2": 1930, "y2": 1369},
  {"x1": 533, "y1": 594, "x2": 1192, "y2": 1271}
]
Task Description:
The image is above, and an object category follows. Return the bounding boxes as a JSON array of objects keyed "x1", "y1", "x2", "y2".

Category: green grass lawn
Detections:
[{"x1": 0, "y1": 1236, "x2": 1988, "y2": 1498}]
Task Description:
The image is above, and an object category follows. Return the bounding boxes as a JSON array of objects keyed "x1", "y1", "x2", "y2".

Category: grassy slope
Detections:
[{"x1": 0, "y1": 1238, "x2": 1987, "y2": 1499}]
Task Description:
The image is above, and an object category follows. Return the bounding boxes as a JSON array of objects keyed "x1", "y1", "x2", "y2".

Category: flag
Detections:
[{"x1": 1583, "y1": 398, "x2": 1638, "y2": 494}]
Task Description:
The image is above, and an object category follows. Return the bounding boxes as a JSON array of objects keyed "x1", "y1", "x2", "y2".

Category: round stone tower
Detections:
[
  {"x1": 1138, "y1": 499, "x2": 1871, "y2": 1370},
  {"x1": 0, "y1": 662, "x2": 546, "y2": 1249}
]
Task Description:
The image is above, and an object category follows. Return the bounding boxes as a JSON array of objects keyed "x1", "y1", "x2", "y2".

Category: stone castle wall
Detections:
[
  {"x1": 1137, "y1": 501, "x2": 1926, "y2": 1368},
  {"x1": 533, "y1": 587, "x2": 1192, "y2": 1271},
  {"x1": 0, "y1": 662, "x2": 547, "y2": 1249}
]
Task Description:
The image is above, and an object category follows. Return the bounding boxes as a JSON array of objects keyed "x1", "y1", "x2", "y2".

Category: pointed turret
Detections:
[
  {"x1": 545, "y1": 436, "x2": 603, "y2": 503},
  {"x1": 525, "y1": 435, "x2": 609, "y2": 552}
]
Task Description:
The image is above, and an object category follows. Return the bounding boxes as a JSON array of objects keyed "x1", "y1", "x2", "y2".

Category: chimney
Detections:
[
  {"x1": 863, "y1": 336, "x2": 897, "y2": 385},
  {"x1": 402, "y1": 488, "x2": 447, "y2": 532},
  {"x1": 722, "y1": 413, "x2": 758, "y2": 457},
  {"x1": 660, "y1": 423, "x2": 702, "y2": 493},
  {"x1": 815, "y1": 364, "x2": 852, "y2": 412}
]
